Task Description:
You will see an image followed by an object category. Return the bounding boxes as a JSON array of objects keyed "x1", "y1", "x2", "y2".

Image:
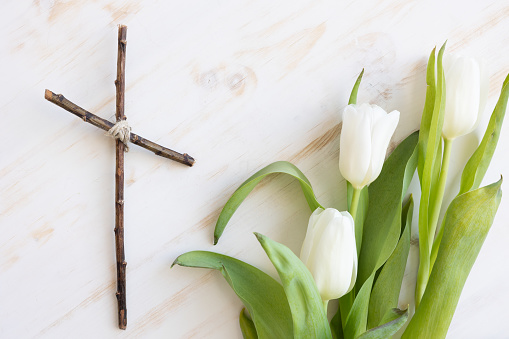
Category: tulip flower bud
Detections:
[
  {"x1": 300, "y1": 208, "x2": 357, "y2": 301},
  {"x1": 442, "y1": 55, "x2": 488, "y2": 140},
  {"x1": 339, "y1": 103, "x2": 400, "y2": 189}
]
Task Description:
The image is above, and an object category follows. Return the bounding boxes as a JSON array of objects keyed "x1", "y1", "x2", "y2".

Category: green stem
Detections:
[
  {"x1": 415, "y1": 256, "x2": 428, "y2": 309},
  {"x1": 430, "y1": 216, "x2": 445, "y2": 270},
  {"x1": 350, "y1": 187, "x2": 362, "y2": 223},
  {"x1": 348, "y1": 187, "x2": 362, "y2": 296},
  {"x1": 427, "y1": 137, "x2": 452, "y2": 259},
  {"x1": 323, "y1": 300, "x2": 329, "y2": 313},
  {"x1": 338, "y1": 187, "x2": 362, "y2": 327},
  {"x1": 415, "y1": 137, "x2": 453, "y2": 308}
]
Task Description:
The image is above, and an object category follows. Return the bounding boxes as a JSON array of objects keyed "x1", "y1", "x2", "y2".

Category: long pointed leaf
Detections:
[
  {"x1": 416, "y1": 42, "x2": 446, "y2": 303},
  {"x1": 348, "y1": 69, "x2": 364, "y2": 105},
  {"x1": 343, "y1": 274, "x2": 375, "y2": 339},
  {"x1": 459, "y1": 73, "x2": 509, "y2": 194},
  {"x1": 403, "y1": 179, "x2": 502, "y2": 339},
  {"x1": 356, "y1": 131, "x2": 418, "y2": 288},
  {"x1": 172, "y1": 251, "x2": 293, "y2": 339},
  {"x1": 214, "y1": 161, "x2": 323, "y2": 244},
  {"x1": 417, "y1": 47, "x2": 437, "y2": 180},
  {"x1": 240, "y1": 308, "x2": 258, "y2": 339},
  {"x1": 331, "y1": 307, "x2": 344, "y2": 339},
  {"x1": 337, "y1": 132, "x2": 417, "y2": 338},
  {"x1": 431, "y1": 75, "x2": 509, "y2": 268},
  {"x1": 357, "y1": 308, "x2": 409, "y2": 339},
  {"x1": 367, "y1": 197, "x2": 413, "y2": 329},
  {"x1": 255, "y1": 233, "x2": 332, "y2": 339}
]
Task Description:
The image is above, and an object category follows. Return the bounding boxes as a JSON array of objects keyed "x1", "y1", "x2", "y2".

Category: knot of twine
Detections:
[{"x1": 107, "y1": 119, "x2": 132, "y2": 152}]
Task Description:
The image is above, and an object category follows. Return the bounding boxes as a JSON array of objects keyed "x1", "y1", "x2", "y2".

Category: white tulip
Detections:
[
  {"x1": 339, "y1": 103, "x2": 400, "y2": 189},
  {"x1": 300, "y1": 208, "x2": 357, "y2": 302},
  {"x1": 442, "y1": 55, "x2": 489, "y2": 140}
]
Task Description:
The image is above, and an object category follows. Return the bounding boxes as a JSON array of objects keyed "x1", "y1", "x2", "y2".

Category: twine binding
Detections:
[{"x1": 107, "y1": 119, "x2": 131, "y2": 152}]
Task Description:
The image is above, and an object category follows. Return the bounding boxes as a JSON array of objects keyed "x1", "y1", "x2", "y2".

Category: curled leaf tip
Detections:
[
  {"x1": 253, "y1": 232, "x2": 264, "y2": 241},
  {"x1": 213, "y1": 235, "x2": 219, "y2": 245},
  {"x1": 170, "y1": 258, "x2": 179, "y2": 268},
  {"x1": 394, "y1": 307, "x2": 408, "y2": 315},
  {"x1": 490, "y1": 176, "x2": 503, "y2": 189}
]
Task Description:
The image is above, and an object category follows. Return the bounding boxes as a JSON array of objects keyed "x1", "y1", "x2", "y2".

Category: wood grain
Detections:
[{"x1": 2, "y1": 1, "x2": 509, "y2": 338}]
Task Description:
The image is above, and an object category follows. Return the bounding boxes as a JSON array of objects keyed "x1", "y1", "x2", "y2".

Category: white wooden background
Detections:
[{"x1": 1, "y1": 1, "x2": 508, "y2": 338}]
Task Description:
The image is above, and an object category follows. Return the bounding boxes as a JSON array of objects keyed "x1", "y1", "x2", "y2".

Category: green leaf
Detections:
[
  {"x1": 214, "y1": 161, "x2": 323, "y2": 244},
  {"x1": 356, "y1": 131, "x2": 418, "y2": 288},
  {"x1": 330, "y1": 307, "x2": 344, "y2": 339},
  {"x1": 367, "y1": 196, "x2": 413, "y2": 329},
  {"x1": 357, "y1": 308, "x2": 409, "y2": 339},
  {"x1": 459, "y1": 73, "x2": 509, "y2": 194},
  {"x1": 431, "y1": 75, "x2": 508, "y2": 267},
  {"x1": 255, "y1": 233, "x2": 332, "y2": 339},
  {"x1": 240, "y1": 308, "x2": 258, "y2": 339},
  {"x1": 417, "y1": 47, "x2": 437, "y2": 180},
  {"x1": 415, "y1": 42, "x2": 446, "y2": 304},
  {"x1": 429, "y1": 213, "x2": 445, "y2": 271},
  {"x1": 348, "y1": 69, "x2": 364, "y2": 105},
  {"x1": 343, "y1": 274, "x2": 375, "y2": 339},
  {"x1": 428, "y1": 138, "x2": 442, "y2": 221},
  {"x1": 403, "y1": 179, "x2": 503, "y2": 339},
  {"x1": 172, "y1": 251, "x2": 293, "y2": 339},
  {"x1": 337, "y1": 132, "x2": 417, "y2": 339}
]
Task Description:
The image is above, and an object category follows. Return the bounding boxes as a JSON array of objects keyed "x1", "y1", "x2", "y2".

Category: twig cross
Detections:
[{"x1": 45, "y1": 25, "x2": 194, "y2": 330}]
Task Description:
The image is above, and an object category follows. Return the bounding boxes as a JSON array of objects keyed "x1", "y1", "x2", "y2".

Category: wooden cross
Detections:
[{"x1": 44, "y1": 25, "x2": 194, "y2": 330}]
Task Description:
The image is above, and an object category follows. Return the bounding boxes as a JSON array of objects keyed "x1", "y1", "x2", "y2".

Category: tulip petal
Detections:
[
  {"x1": 442, "y1": 53, "x2": 458, "y2": 78},
  {"x1": 307, "y1": 213, "x2": 356, "y2": 301},
  {"x1": 348, "y1": 253, "x2": 358, "y2": 294},
  {"x1": 459, "y1": 72, "x2": 509, "y2": 194},
  {"x1": 369, "y1": 104, "x2": 389, "y2": 132},
  {"x1": 299, "y1": 207, "x2": 324, "y2": 265},
  {"x1": 341, "y1": 211, "x2": 358, "y2": 293},
  {"x1": 340, "y1": 104, "x2": 372, "y2": 188},
  {"x1": 367, "y1": 108, "x2": 400, "y2": 186},
  {"x1": 442, "y1": 57, "x2": 481, "y2": 139},
  {"x1": 475, "y1": 58, "x2": 489, "y2": 129},
  {"x1": 305, "y1": 208, "x2": 342, "y2": 273}
]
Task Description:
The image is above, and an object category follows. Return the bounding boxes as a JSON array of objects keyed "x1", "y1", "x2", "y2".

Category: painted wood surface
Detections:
[{"x1": 1, "y1": 1, "x2": 508, "y2": 338}]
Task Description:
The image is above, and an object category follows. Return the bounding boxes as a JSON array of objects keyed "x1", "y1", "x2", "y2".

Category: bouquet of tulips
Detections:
[{"x1": 173, "y1": 43, "x2": 508, "y2": 338}]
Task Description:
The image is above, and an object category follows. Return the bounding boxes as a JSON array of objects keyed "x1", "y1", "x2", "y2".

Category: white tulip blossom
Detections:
[
  {"x1": 300, "y1": 208, "x2": 357, "y2": 302},
  {"x1": 442, "y1": 55, "x2": 489, "y2": 140},
  {"x1": 339, "y1": 103, "x2": 400, "y2": 189}
]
